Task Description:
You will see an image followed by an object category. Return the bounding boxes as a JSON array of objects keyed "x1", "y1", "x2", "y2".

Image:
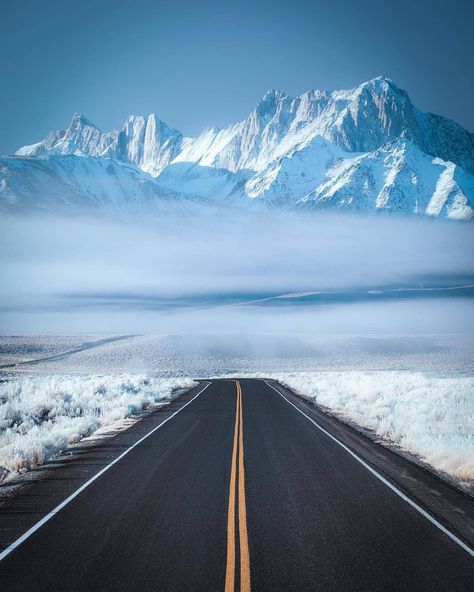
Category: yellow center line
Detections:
[
  {"x1": 225, "y1": 381, "x2": 251, "y2": 592},
  {"x1": 225, "y1": 383, "x2": 240, "y2": 592},
  {"x1": 237, "y1": 381, "x2": 251, "y2": 592}
]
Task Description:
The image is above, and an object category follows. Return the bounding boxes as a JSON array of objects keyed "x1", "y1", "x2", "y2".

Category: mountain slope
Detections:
[
  {"x1": 4, "y1": 77, "x2": 474, "y2": 219},
  {"x1": 0, "y1": 155, "x2": 186, "y2": 215},
  {"x1": 296, "y1": 139, "x2": 474, "y2": 219}
]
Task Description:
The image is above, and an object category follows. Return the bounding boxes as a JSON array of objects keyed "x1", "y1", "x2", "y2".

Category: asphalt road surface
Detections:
[{"x1": 0, "y1": 379, "x2": 473, "y2": 591}]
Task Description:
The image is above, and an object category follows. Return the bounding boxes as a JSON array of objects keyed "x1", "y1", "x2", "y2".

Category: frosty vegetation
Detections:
[
  {"x1": 0, "y1": 367, "x2": 472, "y2": 489},
  {"x1": 0, "y1": 374, "x2": 195, "y2": 482},
  {"x1": 263, "y1": 371, "x2": 474, "y2": 485}
]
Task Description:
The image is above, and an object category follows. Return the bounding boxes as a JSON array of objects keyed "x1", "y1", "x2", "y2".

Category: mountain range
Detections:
[{"x1": 1, "y1": 77, "x2": 473, "y2": 219}]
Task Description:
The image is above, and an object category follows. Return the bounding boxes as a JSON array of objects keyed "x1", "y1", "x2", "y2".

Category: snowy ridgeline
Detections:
[
  {"x1": 0, "y1": 374, "x2": 195, "y2": 482},
  {"x1": 259, "y1": 372, "x2": 474, "y2": 486},
  {"x1": 3, "y1": 77, "x2": 474, "y2": 218}
]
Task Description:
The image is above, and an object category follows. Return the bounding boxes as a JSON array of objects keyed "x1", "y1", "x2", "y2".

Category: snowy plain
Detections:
[{"x1": 0, "y1": 333, "x2": 473, "y2": 490}]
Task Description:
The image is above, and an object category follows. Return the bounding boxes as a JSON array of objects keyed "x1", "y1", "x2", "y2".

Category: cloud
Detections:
[{"x1": 0, "y1": 210, "x2": 473, "y2": 333}]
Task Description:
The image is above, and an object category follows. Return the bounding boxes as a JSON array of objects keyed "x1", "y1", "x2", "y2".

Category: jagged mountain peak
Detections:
[
  {"x1": 6, "y1": 77, "x2": 473, "y2": 219},
  {"x1": 360, "y1": 75, "x2": 398, "y2": 89},
  {"x1": 69, "y1": 112, "x2": 98, "y2": 130},
  {"x1": 143, "y1": 113, "x2": 182, "y2": 137},
  {"x1": 353, "y1": 76, "x2": 412, "y2": 105},
  {"x1": 252, "y1": 89, "x2": 289, "y2": 122},
  {"x1": 254, "y1": 77, "x2": 404, "y2": 112},
  {"x1": 260, "y1": 88, "x2": 287, "y2": 103}
]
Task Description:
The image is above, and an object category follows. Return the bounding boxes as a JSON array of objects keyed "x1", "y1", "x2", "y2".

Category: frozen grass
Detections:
[
  {"x1": 262, "y1": 371, "x2": 474, "y2": 484},
  {"x1": 0, "y1": 374, "x2": 195, "y2": 481},
  {"x1": 1, "y1": 353, "x2": 473, "y2": 490}
]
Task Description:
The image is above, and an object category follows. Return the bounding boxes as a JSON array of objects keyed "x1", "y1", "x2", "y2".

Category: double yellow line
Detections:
[{"x1": 225, "y1": 381, "x2": 251, "y2": 592}]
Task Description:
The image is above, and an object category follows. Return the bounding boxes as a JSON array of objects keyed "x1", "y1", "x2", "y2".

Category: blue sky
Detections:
[{"x1": 1, "y1": 0, "x2": 473, "y2": 155}]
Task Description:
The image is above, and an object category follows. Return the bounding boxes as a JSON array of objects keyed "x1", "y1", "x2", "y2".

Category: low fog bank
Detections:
[
  {"x1": 0, "y1": 210, "x2": 473, "y2": 334},
  {"x1": 1, "y1": 299, "x2": 474, "y2": 336}
]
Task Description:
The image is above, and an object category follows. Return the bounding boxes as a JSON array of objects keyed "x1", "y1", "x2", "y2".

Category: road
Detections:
[{"x1": 0, "y1": 379, "x2": 473, "y2": 590}]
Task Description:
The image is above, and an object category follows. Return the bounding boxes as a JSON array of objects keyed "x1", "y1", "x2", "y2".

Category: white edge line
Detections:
[
  {"x1": 264, "y1": 380, "x2": 474, "y2": 558},
  {"x1": 0, "y1": 382, "x2": 211, "y2": 563}
]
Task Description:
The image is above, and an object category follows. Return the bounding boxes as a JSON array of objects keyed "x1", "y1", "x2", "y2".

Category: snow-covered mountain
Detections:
[
  {"x1": 0, "y1": 154, "x2": 190, "y2": 215},
  {"x1": 3, "y1": 77, "x2": 474, "y2": 219}
]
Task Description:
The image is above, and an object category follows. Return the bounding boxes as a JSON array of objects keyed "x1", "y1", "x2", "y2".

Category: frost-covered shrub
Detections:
[
  {"x1": 262, "y1": 371, "x2": 474, "y2": 483},
  {"x1": 0, "y1": 374, "x2": 195, "y2": 481}
]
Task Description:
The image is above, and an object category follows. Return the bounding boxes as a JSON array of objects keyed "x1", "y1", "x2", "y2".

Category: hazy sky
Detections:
[{"x1": 1, "y1": 0, "x2": 473, "y2": 155}]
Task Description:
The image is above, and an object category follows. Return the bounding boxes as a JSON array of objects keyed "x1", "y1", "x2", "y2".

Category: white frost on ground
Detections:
[
  {"x1": 261, "y1": 371, "x2": 474, "y2": 484},
  {"x1": 0, "y1": 374, "x2": 195, "y2": 481},
  {"x1": 1, "y1": 333, "x2": 474, "y2": 376},
  {"x1": 1, "y1": 336, "x2": 473, "y2": 489}
]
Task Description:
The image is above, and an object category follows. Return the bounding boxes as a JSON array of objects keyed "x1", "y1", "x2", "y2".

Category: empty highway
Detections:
[{"x1": 0, "y1": 379, "x2": 473, "y2": 591}]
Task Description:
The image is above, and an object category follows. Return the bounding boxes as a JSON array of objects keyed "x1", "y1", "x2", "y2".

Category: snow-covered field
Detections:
[
  {"x1": 0, "y1": 334, "x2": 473, "y2": 490},
  {"x1": 0, "y1": 374, "x2": 195, "y2": 482},
  {"x1": 260, "y1": 371, "x2": 474, "y2": 486},
  {"x1": 2, "y1": 332, "x2": 474, "y2": 376}
]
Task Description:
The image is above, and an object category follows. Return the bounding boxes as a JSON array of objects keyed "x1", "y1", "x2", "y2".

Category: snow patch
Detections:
[{"x1": 0, "y1": 374, "x2": 195, "y2": 481}]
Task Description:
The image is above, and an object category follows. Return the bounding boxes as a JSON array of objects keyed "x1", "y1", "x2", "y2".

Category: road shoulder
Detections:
[
  {"x1": 0, "y1": 381, "x2": 209, "y2": 554},
  {"x1": 265, "y1": 379, "x2": 474, "y2": 550}
]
